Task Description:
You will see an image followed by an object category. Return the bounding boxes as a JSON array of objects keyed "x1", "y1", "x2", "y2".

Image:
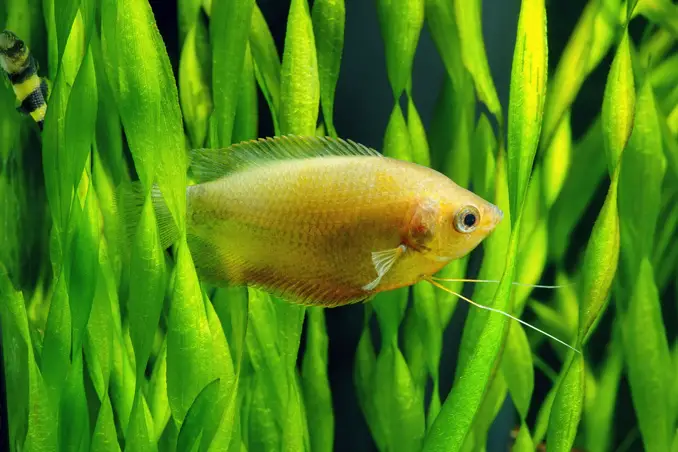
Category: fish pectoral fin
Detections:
[{"x1": 362, "y1": 244, "x2": 407, "y2": 291}]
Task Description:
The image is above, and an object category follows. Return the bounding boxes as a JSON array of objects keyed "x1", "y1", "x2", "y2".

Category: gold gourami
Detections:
[{"x1": 123, "y1": 135, "x2": 503, "y2": 307}]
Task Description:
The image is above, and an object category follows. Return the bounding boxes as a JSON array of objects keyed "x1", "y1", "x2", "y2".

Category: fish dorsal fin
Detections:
[{"x1": 188, "y1": 135, "x2": 382, "y2": 183}]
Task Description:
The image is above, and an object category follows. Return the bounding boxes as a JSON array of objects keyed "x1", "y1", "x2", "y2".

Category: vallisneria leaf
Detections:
[
  {"x1": 1, "y1": 267, "x2": 58, "y2": 451},
  {"x1": 382, "y1": 105, "x2": 413, "y2": 162},
  {"x1": 247, "y1": 374, "x2": 281, "y2": 451},
  {"x1": 84, "y1": 260, "x2": 114, "y2": 400},
  {"x1": 403, "y1": 304, "x2": 428, "y2": 402},
  {"x1": 108, "y1": 327, "x2": 136, "y2": 434},
  {"x1": 60, "y1": 353, "x2": 90, "y2": 452},
  {"x1": 101, "y1": 0, "x2": 188, "y2": 231},
  {"x1": 128, "y1": 194, "x2": 167, "y2": 380},
  {"x1": 455, "y1": 148, "x2": 511, "y2": 375},
  {"x1": 281, "y1": 384, "x2": 309, "y2": 452},
  {"x1": 232, "y1": 43, "x2": 258, "y2": 144},
  {"x1": 549, "y1": 119, "x2": 606, "y2": 261},
  {"x1": 540, "y1": 0, "x2": 621, "y2": 150},
  {"x1": 279, "y1": 0, "x2": 320, "y2": 136},
  {"x1": 423, "y1": 151, "x2": 516, "y2": 452},
  {"x1": 407, "y1": 97, "x2": 431, "y2": 167},
  {"x1": 635, "y1": 0, "x2": 678, "y2": 39},
  {"x1": 354, "y1": 317, "x2": 386, "y2": 449},
  {"x1": 179, "y1": 12, "x2": 212, "y2": 148},
  {"x1": 542, "y1": 110, "x2": 572, "y2": 208},
  {"x1": 91, "y1": 394, "x2": 121, "y2": 452},
  {"x1": 547, "y1": 353, "x2": 585, "y2": 452},
  {"x1": 125, "y1": 393, "x2": 157, "y2": 452},
  {"x1": 202, "y1": 298, "x2": 237, "y2": 450},
  {"x1": 312, "y1": 0, "x2": 345, "y2": 137},
  {"x1": 423, "y1": 228, "x2": 519, "y2": 452},
  {"x1": 618, "y1": 80, "x2": 667, "y2": 269},
  {"x1": 578, "y1": 168, "x2": 620, "y2": 345},
  {"x1": 453, "y1": 0, "x2": 502, "y2": 125},
  {"x1": 178, "y1": 0, "x2": 203, "y2": 47},
  {"x1": 250, "y1": 4, "x2": 282, "y2": 133},
  {"x1": 501, "y1": 323, "x2": 534, "y2": 419},
  {"x1": 602, "y1": 29, "x2": 636, "y2": 174},
  {"x1": 507, "y1": 0, "x2": 547, "y2": 219},
  {"x1": 470, "y1": 113, "x2": 497, "y2": 201},
  {"x1": 377, "y1": 0, "x2": 425, "y2": 97},
  {"x1": 68, "y1": 181, "x2": 100, "y2": 352},
  {"x1": 301, "y1": 308, "x2": 334, "y2": 452},
  {"x1": 372, "y1": 287, "x2": 408, "y2": 344},
  {"x1": 41, "y1": 272, "x2": 71, "y2": 403},
  {"x1": 622, "y1": 258, "x2": 672, "y2": 452},
  {"x1": 424, "y1": 0, "x2": 466, "y2": 90},
  {"x1": 584, "y1": 335, "x2": 623, "y2": 452},
  {"x1": 374, "y1": 342, "x2": 425, "y2": 452},
  {"x1": 210, "y1": 0, "x2": 255, "y2": 147},
  {"x1": 176, "y1": 378, "x2": 222, "y2": 452},
  {"x1": 148, "y1": 341, "x2": 171, "y2": 442},
  {"x1": 167, "y1": 242, "x2": 216, "y2": 424}
]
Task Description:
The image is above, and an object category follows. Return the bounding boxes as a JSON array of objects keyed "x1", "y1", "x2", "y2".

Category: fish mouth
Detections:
[
  {"x1": 481, "y1": 204, "x2": 504, "y2": 232},
  {"x1": 493, "y1": 205, "x2": 504, "y2": 224}
]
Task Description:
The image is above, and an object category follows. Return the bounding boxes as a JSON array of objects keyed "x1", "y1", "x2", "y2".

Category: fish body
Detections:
[
  {"x1": 0, "y1": 30, "x2": 49, "y2": 130},
  {"x1": 133, "y1": 136, "x2": 503, "y2": 307}
]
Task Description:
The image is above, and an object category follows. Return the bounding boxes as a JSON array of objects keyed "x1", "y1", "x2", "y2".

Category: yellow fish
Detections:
[
  {"x1": 0, "y1": 30, "x2": 49, "y2": 130},
  {"x1": 124, "y1": 135, "x2": 503, "y2": 307}
]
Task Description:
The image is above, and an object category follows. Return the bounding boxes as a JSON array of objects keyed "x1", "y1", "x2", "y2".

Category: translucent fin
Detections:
[
  {"x1": 188, "y1": 135, "x2": 383, "y2": 183},
  {"x1": 362, "y1": 244, "x2": 407, "y2": 291},
  {"x1": 116, "y1": 182, "x2": 181, "y2": 249}
]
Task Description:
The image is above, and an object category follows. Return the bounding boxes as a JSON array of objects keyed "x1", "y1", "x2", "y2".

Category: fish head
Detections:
[
  {"x1": 0, "y1": 31, "x2": 22, "y2": 55},
  {"x1": 427, "y1": 184, "x2": 503, "y2": 262},
  {"x1": 0, "y1": 30, "x2": 27, "y2": 73}
]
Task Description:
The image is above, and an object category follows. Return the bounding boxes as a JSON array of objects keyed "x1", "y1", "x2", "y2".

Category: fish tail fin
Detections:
[{"x1": 116, "y1": 182, "x2": 181, "y2": 249}]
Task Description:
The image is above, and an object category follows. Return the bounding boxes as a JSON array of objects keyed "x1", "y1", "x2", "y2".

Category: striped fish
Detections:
[{"x1": 0, "y1": 30, "x2": 49, "y2": 130}]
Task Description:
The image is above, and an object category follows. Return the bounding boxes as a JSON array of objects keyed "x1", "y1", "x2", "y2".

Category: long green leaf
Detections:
[
  {"x1": 210, "y1": 0, "x2": 254, "y2": 147},
  {"x1": 312, "y1": 0, "x2": 345, "y2": 137},
  {"x1": 128, "y1": 195, "x2": 166, "y2": 380},
  {"x1": 546, "y1": 354, "x2": 585, "y2": 452},
  {"x1": 279, "y1": 0, "x2": 320, "y2": 136},
  {"x1": 101, "y1": 0, "x2": 188, "y2": 231},
  {"x1": 167, "y1": 243, "x2": 216, "y2": 424},
  {"x1": 125, "y1": 393, "x2": 157, "y2": 452},
  {"x1": 377, "y1": 0, "x2": 424, "y2": 97},
  {"x1": 622, "y1": 258, "x2": 672, "y2": 452},
  {"x1": 91, "y1": 394, "x2": 122, "y2": 452},
  {"x1": 507, "y1": 0, "x2": 547, "y2": 218},
  {"x1": 423, "y1": 151, "x2": 516, "y2": 452},
  {"x1": 250, "y1": 4, "x2": 281, "y2": 134},
  {"x1": 301, "y1": 308, "x2": 334, "y2": 452},
  {"x1": 602, "y1": 29, "x2": 636, "y2": 175},
  {"x1": 453, "y1": 0, "x2": 502, "y2": 125}
]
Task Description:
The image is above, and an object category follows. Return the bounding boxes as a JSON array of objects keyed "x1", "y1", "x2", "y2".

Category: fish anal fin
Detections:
[
  {"x1": 188, "y1": 135, "x2": 383, "y2": 184},
  {"x1": 362, "y1": 244, "x2": 406, "y2": 291}
]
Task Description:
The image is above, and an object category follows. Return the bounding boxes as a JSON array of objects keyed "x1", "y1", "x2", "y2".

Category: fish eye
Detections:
[{"x1": 454, "y1": 206, "x2": 480, "y2": 233}]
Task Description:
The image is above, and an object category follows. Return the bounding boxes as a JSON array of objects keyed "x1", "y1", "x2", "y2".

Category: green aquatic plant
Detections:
[{"x1": 0, "y1": 0, "x2": 677, "y2": 451}]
